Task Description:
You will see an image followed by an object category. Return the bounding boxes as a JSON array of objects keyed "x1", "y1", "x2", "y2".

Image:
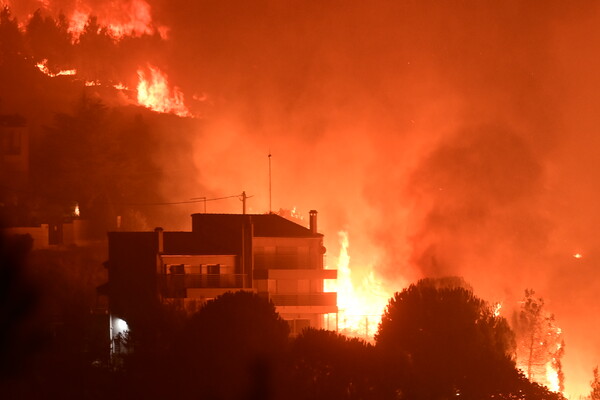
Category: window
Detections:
[
  {"x1": 168, "y1": 264, "x2": 185, "y2": 274},
  {"x1": 207, "y1": 264, "x2": 220, "y2": 275}
]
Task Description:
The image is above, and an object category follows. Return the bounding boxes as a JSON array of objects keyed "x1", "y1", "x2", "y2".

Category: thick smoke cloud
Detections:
[
  {"x1": 149, "y1": 2, "x2": 600, "y2": 395},
  {"x1": 4, "y1": 0, "x2": 600, "y2": 396}
]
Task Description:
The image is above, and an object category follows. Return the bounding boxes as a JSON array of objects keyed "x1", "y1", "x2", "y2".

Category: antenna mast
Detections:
[{"x1": 268, "y1": 152, "x2": 272, "y2": 213}]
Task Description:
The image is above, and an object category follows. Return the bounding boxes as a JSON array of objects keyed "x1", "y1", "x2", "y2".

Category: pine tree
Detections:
[{"x1": 512, "y1": 289, "x2": 565, "y2": 391}]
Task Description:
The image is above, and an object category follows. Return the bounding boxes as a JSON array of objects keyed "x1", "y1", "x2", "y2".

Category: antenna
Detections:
[{"x1": 268, "y1": 152, "x2": 272, "y2": 213}]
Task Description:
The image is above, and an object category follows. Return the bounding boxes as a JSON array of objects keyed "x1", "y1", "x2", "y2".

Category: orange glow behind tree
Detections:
[{"x1": 327, "y1": 231, "x2": 393, "y2": 341}]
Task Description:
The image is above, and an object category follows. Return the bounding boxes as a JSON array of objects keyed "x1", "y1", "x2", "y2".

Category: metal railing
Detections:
[
  {"x1": 160, "y1": 274, "x2": 246, "y2": 298},
  {"x1": 269, "y1": 292, "x2": 337, "y2": 307}
]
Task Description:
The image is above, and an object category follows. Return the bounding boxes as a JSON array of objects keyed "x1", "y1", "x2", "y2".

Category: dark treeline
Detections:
[
  {"x1": 0, "y1": 6, "x2": 165, "y2": 88},
  {"x1": 0, "y1": 237, "x2": 566, "y2": 400}
]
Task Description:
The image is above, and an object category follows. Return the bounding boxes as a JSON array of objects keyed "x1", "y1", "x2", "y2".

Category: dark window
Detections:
[
  {"x1": 207, "y1": 264, "x2": 220, "y2": 274},
  {"x1": 169, "y1": 264, "x2": 185, "y2": 274}
]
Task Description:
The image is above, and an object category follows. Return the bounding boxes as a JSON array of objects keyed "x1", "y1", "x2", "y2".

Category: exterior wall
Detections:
[
  {"x1": 3, "y1": 225, "x2": 50, "y2": 249},
  {"x1": 253, "y1": 236, "x2": 336, "y2": 335},
  {"x1": 4, "y1": 220, "x2": 97, "y2": 249},
  {"x1": 253, "y1": 236, "x2": 324, "y2": 270},
  {"x1": 107, "y1": 232, "x2": 160, "y2": 329},
  {"x1": 0, "y1": 125, "x2": 28, "y2": 185}
]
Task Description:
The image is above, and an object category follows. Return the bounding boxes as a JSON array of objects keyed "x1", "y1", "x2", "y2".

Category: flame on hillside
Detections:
[
  {"x1": 327, "y1": 231, "x2": 391, "y2": 341},
  {"x1": 137, "y1": 65, "x2": 191, "y2": 117},
  {"x1": 35, "y1": 59, "x2": 76, "y2": 77},
  {"x1": 61, "y1": 0, "x2": 166, "y2": 41}
]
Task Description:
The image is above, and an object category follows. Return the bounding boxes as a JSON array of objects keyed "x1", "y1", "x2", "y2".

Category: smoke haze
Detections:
[{"x1": 4, "y1": 0, "x2": 600, "y2": 396}]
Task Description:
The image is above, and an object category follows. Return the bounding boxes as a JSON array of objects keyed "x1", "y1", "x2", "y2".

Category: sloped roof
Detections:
[
  {"x1": 191, "y1": 213, "x2": 322, "y2": 238},
  {"x1": 107, "y1": 213, "x2": 322, "y2": 258}
]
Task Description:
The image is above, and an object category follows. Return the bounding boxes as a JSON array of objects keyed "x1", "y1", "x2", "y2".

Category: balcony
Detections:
[
  {"x1": 160, "y1": 274, "x2": 246, "y2": 298},
  {"x1": 253, "y1": 269, "x2": 337, "y2": 280},
  {"x1": 269, "y1": 292, "x2": 337, "y2": 314}
]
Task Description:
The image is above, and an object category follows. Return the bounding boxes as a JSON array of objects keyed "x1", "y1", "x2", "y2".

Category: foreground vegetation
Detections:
[{"x1": 0, "y1": 236, "x2": 566, "y2": 400}]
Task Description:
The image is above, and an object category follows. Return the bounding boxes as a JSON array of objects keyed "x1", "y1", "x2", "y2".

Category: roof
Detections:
[
  {"x1": 191, "y1": 213, "x2": 322, "y2": 238},
  {"x1": 107, "y1": 213, "x2": 321, "y2": 257}
]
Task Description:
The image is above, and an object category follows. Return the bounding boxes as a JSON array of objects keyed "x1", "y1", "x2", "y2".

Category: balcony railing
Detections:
[
  {"x1": 254, "y1": 255, "x2": 323, "y2": 270},
  {"x1": 160, "y1": 274, "x2": 246, "y2": 298},
  {"x1": 269, "y1": 292, "x2": 337, "y2": 307}
]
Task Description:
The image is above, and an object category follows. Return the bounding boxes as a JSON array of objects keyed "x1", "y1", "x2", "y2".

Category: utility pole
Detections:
[
  {"x1": 241, "y1": 191, "x2": 247, "y2": 214},
  {"x1": 239, "y1": 191, "x2": 253, "y2": 214}
]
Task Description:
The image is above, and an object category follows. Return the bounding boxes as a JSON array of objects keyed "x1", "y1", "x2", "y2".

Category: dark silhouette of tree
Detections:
[
  {"x1": 180, "y1": 291, "x2": 289, "y2": 400},
  {"x1": 0, "y1": 231, "x2": 38, "y2": 380},
  {"x1": 376, "y1": 277, "x2": 523, "y2": 399},
  {"x1": 0, "y1": 7, "x2": 24, "y2": 61},
  {"x1": 32, "y1": 96, "x2": 162, "y2": 232},
  {"x1": 512, "y1": 289, "x2": 565, "y2": 391},
  {"x1": 125, "y1": 291, "x2": 289, "y2": 400},
  {"x1": 589, "y1": 366, "x2": 600, "y2": 400},
  {"x1": 25, "y1": 10, "x2": 73, "y2": 67},
  {"x1": 75, "y1": 16, "x2": 119, "y2": 81},
  {"x1": 288, "y1": 328, "x2": 377, "y2": 400}
]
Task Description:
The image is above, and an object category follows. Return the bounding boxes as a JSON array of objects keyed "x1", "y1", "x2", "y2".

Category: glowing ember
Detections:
[
  {"x1": 137, "y1": 65, "x2": 191, "y2": 117},
  {"x1": 573, "y1": 253, "x2": 583, "y2": 259},
  {"x1": 113, "y1": 83, "x2": 129, "y2": 90},
  {"x1": 35, "y1": 59, "x2": 76, "y2": 77},
  {"x1": 329, "y1": 231, "x2": 391, "y2": 341},
  {"x1": 73, "y1": 203, "x2": 80, "y2": 217}
]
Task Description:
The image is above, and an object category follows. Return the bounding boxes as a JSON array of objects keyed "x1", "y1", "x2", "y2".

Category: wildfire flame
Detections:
[
  {"x1": 35, "y1": 59, "x2": 76, "y2": 77},
  {"x1": 493, "y1": 302, "x2": 502, "y2": 317},
  {"x1": 66, "y1": 0, "x2": 167, "y2": 41},
  {"x1": 546, "y1": 361, "x2": 560, "y2": 392},
  {"x1": 137, "y1": 65, "x2": 191, "y2": 117},
  {"x1": 330, "y1": 231, "x2": 391, "y2": 341},
  {"x1": 113, "y1": 83, "x2": 129, "y2": 90}
]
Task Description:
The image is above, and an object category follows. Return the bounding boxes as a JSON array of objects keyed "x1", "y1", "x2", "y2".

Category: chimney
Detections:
[
  {"x1": 154, "y1": 227, "x2": 164, "y2": 253},
  {"x1": 309, "y1": 210, "x2": 318, "y2": 235}
]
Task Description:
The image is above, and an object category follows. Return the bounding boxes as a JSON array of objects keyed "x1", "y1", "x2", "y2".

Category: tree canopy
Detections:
[{"x1": 375, "y1": 277, "x2": 559, "y2": 400}]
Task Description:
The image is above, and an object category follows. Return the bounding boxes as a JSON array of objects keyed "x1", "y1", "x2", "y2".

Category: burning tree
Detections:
[
  {"x1": 589, "y1": 366, "x2": 600, "y2": 400},
  {"x1": 512, "y1": 289, "x2": 565, "y2": 392}
]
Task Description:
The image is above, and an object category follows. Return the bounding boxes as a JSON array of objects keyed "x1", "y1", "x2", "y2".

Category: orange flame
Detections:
[
  {"x1": 66, "y1": 0, "x2": 167, "y2": 41},
  {"x1": 137, "y1": 66, "x2": 191, "y2": 117},
  {"x1": 328, "y1": 231, "x2": 391, "y2": 341},
  {"x1": 113, "y1": 83, "x2": 129, "y2": 90},
  {"x1": 35, "y1": 59, "x2": 76, "y2": 77},
  {"x1": 493, "y1": 302, "x2": 502, "y2": 317}
]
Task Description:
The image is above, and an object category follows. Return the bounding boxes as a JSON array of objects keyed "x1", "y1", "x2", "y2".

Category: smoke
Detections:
[
  {"x1": 4, "y1": 0, "x2": 600, "y2": 396},
  {"x1": 151, "y1": 2, "x2": 600, "y2": 396},
  {"x1": 151, "y1": 2, "x2": 600, "y2": 395}
]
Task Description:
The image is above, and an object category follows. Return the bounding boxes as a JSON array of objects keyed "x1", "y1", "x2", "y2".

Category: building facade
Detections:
[{"x1": 107, "y1": 211, "x2": 337, "y2": 344}]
